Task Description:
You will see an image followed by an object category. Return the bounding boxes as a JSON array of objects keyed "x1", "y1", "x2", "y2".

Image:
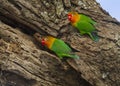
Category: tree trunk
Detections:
[{"x1": 0, "y1": 0, "x2": 120, "y2": 86}]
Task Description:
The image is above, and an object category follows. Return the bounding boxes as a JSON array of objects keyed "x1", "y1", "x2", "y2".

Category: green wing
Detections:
[
  {"x1": 79, "y1": 14, "x2": 97, "y2": 25},
  {"x1": 51, "y1": 39, "x2": 79, "y2": 59},
  {"x1": 51, "y1": 39, "x2": 71, "y2": 57},
  {"x1": 76, "y1": 21, "x2": 99, "y2": 41},
  {"x1": 76, "y1": 21, "x2": 95, "y2": 33}
]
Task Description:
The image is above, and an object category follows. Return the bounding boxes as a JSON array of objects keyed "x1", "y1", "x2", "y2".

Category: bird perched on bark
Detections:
[
  {"x1": 41, "y1": 36, "x2": 79, "y2": 59},
  {"x1": 68, "y1": 12, "x2": 99, "y2": 42}
]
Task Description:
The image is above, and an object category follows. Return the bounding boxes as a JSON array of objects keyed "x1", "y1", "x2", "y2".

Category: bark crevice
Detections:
[{"x1": 0, "y1": 0, "x2": 120, "y2": 86}]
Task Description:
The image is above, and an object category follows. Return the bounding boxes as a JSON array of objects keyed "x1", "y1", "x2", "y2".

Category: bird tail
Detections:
[
  {"x1": 88, "y1": 32, "x2": 99, "y2": 42},
  {"x1": 60, "y1": 54, "x2": 80, "y2": 59},
  {"x1": 70, "y1": 54, "x2": 80, "y2": 59}
]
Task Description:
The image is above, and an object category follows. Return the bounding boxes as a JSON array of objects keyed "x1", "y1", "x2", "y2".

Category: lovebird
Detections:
[
  {"x1": 68, "y1": 12, "x2": 99, "y2": 42},
  {"x1": 41, "y1": 36, "x2": 79, "y2": 59}
]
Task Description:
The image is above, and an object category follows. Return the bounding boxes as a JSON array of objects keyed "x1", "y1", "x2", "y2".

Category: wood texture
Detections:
[{"x1": 0, "y1": 0, "x2": 120, "y2": 86}]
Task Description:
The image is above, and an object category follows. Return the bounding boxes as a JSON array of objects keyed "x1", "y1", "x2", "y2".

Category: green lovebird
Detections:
[
  {"x1": 41, "y1": 36, "x2": 79, "y2": 59},
  {"x1": 68, "y1": 12, "x2": 99, "y2": 42}
]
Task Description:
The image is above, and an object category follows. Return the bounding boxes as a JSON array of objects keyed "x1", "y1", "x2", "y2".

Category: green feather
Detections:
[
  {"x1": 88, "y1": 32, "x2": 99, "y2": 42},
  {"x1": 75, "y1": 20, "x2": 99, "y2": 41},
  {"x1": 57, "y1": 53, "x2": 79, "y2": 59},
  {"x1": 79, "y1": 14, "x2": 97, "y2": 25},
  {"x1": 51, "y1": 39, "x2": 80, "y2": 59}
]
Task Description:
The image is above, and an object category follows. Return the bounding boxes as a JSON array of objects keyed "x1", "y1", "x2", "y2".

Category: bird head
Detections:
[
  {"x1": 41, "y1": 36, "x2": 55, "y2": 48},
  {"x1": 41, "y1": 36, "x2": 49, "y2": 46},
  {"x1": 67, "y1": 12, "x2": 79, "y2": 23},
  {"x1": 41, "y1": 38, "x2": 46, "y2": 46}
]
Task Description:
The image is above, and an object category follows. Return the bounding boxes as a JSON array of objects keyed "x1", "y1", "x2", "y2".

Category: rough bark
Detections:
[{"x1": 0, "y1": 0, "x2": 120, "y2": 86}]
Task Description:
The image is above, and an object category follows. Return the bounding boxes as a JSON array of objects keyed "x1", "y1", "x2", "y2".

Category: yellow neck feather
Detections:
[
  {"x1": 71, "y1": 13, "x2": 80, "y2": 26},
  {"x1": 45, "y1": 36, "x2": 55, "y2": 49}
]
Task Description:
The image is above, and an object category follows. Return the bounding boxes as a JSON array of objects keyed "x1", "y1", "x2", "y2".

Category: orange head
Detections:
[
  {"x1": 67, "y1": 12, "x2": 80, "y2": 23},
  {"x1": 41, "y1": 36, "x2": 55, "y2": 49}
]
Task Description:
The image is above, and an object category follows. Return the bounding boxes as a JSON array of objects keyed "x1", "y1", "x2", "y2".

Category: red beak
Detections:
[
  {"x1": 41, "y1": 39, "x2": 46, "y2": 46},
  {"x1": 68, "y1": 14, "x2": 72, "y2": 21}
]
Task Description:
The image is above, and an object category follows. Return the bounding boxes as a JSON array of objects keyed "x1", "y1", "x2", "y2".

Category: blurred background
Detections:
[{"x1": 96, "y1": 0, "x2": 120, "y2": 21}]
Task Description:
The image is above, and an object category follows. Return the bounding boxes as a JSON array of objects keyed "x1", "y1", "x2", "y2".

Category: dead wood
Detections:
[{"x1": 0, "y1": 0, "x2": 120, "y2": 86}]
